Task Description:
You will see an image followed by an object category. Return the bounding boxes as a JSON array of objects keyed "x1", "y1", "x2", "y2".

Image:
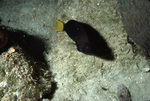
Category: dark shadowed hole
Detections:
[
  {"x1": 0, "y1": 26, "x2": 47, "y2": 66},
  {"x1": 41, "y1": 82, "x2": 58, "y2": 100},
  {"x1": 0, "y1": 25, "x2": 57, "y2": 100}
]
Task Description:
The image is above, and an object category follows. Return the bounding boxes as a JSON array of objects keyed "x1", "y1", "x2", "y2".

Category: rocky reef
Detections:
[
  {"x1": 0, "y1": 25, "x2": 55, "y2": 101},
  {"x1": 118, "y1": 0, "x2": 150, "y2": 52}
]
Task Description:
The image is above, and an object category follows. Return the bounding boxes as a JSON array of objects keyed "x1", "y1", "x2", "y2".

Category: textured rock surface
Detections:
[
  {"x1": 0, "y1": 0, "x2": 150, "y2": 101},
  {"x1": 0, "y1": 46, "x2": 53, "y2": 101},
  {"x1": 118, "y1": 0, "x2": 150, "y2": 51}
]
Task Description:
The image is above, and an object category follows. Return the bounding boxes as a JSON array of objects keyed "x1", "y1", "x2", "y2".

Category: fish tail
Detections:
[{"x1": 54, "y1": 19, "x2": 64, "y2": 32}]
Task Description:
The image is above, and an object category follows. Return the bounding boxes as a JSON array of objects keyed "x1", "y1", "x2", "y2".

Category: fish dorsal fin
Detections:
[{"x1": 54, "y1": 19, "x2": 64, "y2": 32}]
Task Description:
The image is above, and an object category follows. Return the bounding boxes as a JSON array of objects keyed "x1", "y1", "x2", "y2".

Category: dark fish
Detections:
[
  {"x1": 54, "y1": 19, "x2": 114, "y2": 60},
  {"x1": 64, "y1": 20, "x2": 93, "y2": 55}
]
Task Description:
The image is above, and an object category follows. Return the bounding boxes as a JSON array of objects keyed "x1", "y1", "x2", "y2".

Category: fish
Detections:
[{"x1": 54, "y1": 19, "x2": 93, "y2": 55}]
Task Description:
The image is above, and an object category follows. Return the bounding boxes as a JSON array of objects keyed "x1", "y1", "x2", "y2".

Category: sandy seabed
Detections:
[{"x1": 0, "y1": 0, "x2": 150, "y2": 101}]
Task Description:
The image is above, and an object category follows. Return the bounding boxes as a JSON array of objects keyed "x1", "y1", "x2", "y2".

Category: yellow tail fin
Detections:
[{"x1": 54, "y1": 19, "x2": 64, "y2": 32}]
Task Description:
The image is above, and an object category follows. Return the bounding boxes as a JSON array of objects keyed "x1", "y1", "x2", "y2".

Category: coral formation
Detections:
[{"x1": 0, "y1": 46, "x2": 54, "y2": 101}]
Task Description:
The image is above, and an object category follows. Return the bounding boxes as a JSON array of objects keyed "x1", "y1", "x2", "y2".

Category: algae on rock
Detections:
[{"x1": 0, "y1": 46, "x2": 54, "y2": 101}]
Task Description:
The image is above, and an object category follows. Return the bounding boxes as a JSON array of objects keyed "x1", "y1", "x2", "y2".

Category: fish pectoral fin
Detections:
[{"x1": 54, "y1": 19, "x2": 64, "y2": 32}]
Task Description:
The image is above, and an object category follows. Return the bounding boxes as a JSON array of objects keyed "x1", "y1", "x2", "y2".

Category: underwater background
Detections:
[{"x1": 0, "y1": 0, "x2": 150, "y2": 101}]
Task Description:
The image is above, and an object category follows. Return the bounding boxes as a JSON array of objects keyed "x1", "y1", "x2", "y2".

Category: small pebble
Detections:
[{"x1": 117, "y1": 84, "x2": 131, "y2": 101}]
